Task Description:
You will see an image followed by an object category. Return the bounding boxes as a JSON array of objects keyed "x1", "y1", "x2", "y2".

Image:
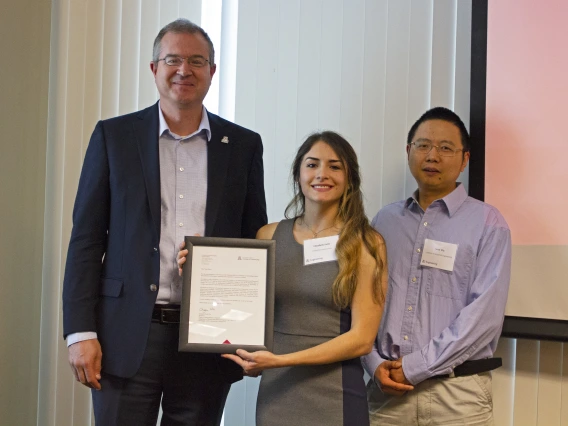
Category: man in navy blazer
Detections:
[{"x1": 62, "y1": 19, "x2": 267, "y2": 425}]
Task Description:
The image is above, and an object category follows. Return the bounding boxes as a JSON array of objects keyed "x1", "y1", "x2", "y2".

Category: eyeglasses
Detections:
[
  {"x1": 409, "y1": 141, "x2": 464, "y2": 157},
  {"x1": 157, "y1": 55, "x2": 210, "y2": 68}
]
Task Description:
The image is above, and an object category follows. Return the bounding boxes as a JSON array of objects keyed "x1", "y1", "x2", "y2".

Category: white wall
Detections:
[
  {"x1": 493, "y1": 338, "x2": 568, "y2": 426},
  {"x1": 233, "y1": 0, "x2": 471, "y2": 224},
  {"x1": 0, "y1": 2, "x2": 51, "y2": 425}
]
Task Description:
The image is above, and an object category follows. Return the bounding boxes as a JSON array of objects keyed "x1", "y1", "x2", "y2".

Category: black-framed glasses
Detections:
[
  {"x1": 157, "y1": 55, "x2": 210, "y2": 68},
  {"x1": 409, "y1": 141, "x2": 463, "y2": 157}
]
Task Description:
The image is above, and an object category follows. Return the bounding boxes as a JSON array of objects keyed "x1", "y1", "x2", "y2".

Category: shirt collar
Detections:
[
  {"x1": 158, "y1": 102, "x2": 211, "y2": 141},
  {"x1": 404, "y1": 183, "x2": 468, "y2": 217}
]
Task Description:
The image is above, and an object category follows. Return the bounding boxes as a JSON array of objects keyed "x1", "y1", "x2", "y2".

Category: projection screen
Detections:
[{"x1": 470, "y1": 0, "x2": 568, "y2": 339}]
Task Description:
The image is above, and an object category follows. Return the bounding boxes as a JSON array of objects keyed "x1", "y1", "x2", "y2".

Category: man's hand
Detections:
[
  {"x1": 177, "y1": 241, "x2": 189, "y2": 276},
  {"x1": 177, "y1": 235, "x2": 201, "y2": 276},
  {"x1": 68, "y1": 339, "x2": 102, "y2": 390},
  {"x1": 375, "y1": 359, "x2": 414, "y2": 396},
  {"x1": 389, "y1": 359, "x2": 411, "y2": 385}
]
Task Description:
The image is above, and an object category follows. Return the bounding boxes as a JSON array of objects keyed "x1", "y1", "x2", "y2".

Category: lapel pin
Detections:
[{"x1": 221, "y1": 136, "x2": 229, "y2": 143}]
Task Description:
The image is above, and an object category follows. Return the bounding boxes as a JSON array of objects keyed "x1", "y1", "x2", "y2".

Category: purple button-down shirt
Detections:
[{"x1": 361, "y1": 183, "x2": 511, "y2": 385}]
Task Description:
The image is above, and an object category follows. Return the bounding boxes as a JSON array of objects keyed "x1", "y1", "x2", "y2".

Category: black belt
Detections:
[
  {"x1": 152, "y1": 305, "x2": 181, "y2": 324},
  {"x1": 430, "y1": 358, "x2": 502, "y2": 379}
]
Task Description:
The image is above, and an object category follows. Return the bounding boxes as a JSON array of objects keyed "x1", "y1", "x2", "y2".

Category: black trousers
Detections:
[{"x1": 92, "y1": 322, "x2": 231, "y2": 426}]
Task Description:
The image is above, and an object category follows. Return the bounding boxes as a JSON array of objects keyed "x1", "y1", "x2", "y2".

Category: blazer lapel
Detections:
[
  {"x1": 133, "y1": 102, "x2": 161, "y2": 239},
  {"x1": 205, "y1": 112, "x2": 230, "y2": 236}
]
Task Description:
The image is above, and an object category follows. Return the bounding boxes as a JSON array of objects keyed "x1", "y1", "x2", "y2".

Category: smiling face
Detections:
[
  {"x1": 150, "y1": 31, "x2": 216, "y2": 111},
  {"x1": 407, "y1": 119, "x2": 470, "y2": 199},
  {"x1": 299, "y1": 141, "x2": 347, "y2": 207}
]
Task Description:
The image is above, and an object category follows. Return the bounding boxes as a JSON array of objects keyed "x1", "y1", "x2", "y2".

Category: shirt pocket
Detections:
[{"x1": 426, "y1": 245, "x2": 473, "y2": 300}]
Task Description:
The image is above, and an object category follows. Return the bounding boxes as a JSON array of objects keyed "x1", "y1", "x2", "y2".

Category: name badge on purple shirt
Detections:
[{"x1": 420, "y1": 238, "x2": 458, "y2": 272}]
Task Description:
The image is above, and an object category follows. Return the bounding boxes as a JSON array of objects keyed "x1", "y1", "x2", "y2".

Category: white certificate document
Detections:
[{"x1": 187, "y1": 245, "x2": 267, "y2": 346}]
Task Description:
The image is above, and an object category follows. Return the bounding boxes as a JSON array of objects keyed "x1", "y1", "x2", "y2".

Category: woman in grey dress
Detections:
[{"x1": 179, "y1": 131, "x2": 413, "y2": 425}]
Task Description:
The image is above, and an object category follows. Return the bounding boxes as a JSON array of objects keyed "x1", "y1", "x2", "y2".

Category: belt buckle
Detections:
[{"x1": 160, "y1": 308, "x2": 178, "y2": 324}]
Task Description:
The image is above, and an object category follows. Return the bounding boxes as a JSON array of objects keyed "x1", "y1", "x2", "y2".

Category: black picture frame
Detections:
[{"x1": 179, "y1": 236, "x2": 275, "y2": 353}]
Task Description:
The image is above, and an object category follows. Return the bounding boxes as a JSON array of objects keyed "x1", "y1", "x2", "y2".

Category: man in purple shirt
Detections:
[{"x1": 362, "y1": 107, "x2": 511, "y2": 425}]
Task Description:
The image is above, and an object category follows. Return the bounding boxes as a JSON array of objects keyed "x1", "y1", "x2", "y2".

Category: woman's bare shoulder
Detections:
[{"x1": 256, "y1": 222, "x2": 280, "y2": 239}]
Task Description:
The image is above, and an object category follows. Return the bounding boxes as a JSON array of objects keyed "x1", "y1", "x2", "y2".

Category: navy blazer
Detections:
[{"x1": 62, "y1": 103, "x2": 267, "y2": 381}]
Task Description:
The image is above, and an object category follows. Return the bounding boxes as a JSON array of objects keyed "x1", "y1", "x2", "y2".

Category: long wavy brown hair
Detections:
[{"x1": 285, "y1": 131, "x2": 385, "y2": 308}]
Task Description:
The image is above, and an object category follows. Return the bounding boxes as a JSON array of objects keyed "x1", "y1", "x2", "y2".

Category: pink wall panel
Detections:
[{"x1": 486, "y1": 0, "x2": 568, "y2": 245}]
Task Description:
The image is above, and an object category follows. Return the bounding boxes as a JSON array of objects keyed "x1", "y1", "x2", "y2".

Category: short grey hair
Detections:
[{"x1": 152, "y1": 19, "x2": 215, "y2": 65}]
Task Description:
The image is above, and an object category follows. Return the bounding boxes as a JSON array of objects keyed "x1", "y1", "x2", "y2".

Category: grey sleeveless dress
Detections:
[{"x1": 256, "y1": 219, "x2": 369, "y2": 426}]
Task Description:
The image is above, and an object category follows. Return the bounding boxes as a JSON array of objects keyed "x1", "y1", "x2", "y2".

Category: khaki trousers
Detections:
[{"x1": 367, "y1": 372, "x2": 493, "y2": 426}]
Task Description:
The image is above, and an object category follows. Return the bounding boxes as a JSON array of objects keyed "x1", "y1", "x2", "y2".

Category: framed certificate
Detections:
[{"x1": 179, "y1": 236, "x2": 275, "y2": 353}]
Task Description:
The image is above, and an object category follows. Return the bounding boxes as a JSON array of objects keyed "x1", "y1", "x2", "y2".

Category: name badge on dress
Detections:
[
  {"x1": 419, "y1": 238, "x2": 458, "y2": 272},
  {"x1": 303, "y1": 235, "x2": 339, "y2": 266}
]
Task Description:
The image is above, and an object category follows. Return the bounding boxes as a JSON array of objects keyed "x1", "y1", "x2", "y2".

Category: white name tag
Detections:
[
  {"x1": 420, "y1": 238, "x2": 458, "y2": 272},
  {"x1": 303, "y1": 235, "x2": 339, "y2": 266}
]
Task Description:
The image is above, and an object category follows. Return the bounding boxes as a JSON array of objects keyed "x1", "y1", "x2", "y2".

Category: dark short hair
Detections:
[
  {"x1": 407, "y1": 107, "x2": 470, "y2": 152},
  {"x1": 152, "y1": 19, "x2": 215, "y2": 65}
]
